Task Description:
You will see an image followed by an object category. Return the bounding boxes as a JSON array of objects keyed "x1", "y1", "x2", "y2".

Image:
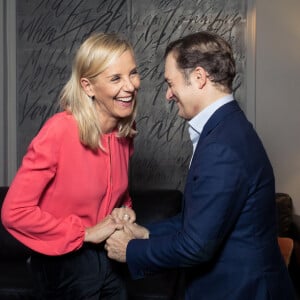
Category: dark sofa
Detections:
[
  {"x1": 1, "y1": 186, "x2": 300, "y2": 299},
  {"x1": 0, "y1": 186, "x2": 36, "y2": 299},
  {"x1": 0, "y1": 187, "x2": 184, "y2": 300},
  {"x1": 275, "y1": 193, "x2": 300, "y2": 299}
]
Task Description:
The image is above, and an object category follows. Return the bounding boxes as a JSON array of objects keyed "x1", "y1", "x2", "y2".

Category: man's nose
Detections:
[{"x1": 166, "y1": 87, "x2": 173, "y2": 101}]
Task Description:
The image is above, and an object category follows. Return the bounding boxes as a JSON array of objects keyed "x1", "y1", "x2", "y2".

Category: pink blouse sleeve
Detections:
[{"x1": 1, "y1": 118, "x2": 85, "y2": 255}]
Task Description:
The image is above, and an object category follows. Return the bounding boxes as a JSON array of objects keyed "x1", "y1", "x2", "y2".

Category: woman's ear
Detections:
[
  {"x1": 193, "y1": 66, "x2": 207, "y2": 89},
  {"x1": 80, "y1": 78, "x2": 94, "y2": 97}
]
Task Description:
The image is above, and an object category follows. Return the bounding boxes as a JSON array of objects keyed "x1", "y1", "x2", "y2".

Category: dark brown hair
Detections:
[{"x1": 165, "y1": 31, "x2": 236, "y2": 92}]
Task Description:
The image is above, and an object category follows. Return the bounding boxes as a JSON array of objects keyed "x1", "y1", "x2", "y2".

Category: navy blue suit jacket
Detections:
[{"x1": 127, "y1": 101, "x2": 294, "y2": 299}]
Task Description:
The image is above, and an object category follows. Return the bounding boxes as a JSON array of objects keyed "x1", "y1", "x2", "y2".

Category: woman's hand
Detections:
[
  {"x1": 111, "y1": 207, "x2": 136, "y2": 224},
  {"x1": 84, "y1": 215, "x2": 123, "y2": 244},
  {"x1": 124, "y1": 222, "x2": 149, "y2": 239}
]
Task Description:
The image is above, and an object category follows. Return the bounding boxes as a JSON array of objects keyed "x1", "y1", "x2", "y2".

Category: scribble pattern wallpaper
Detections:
[{"x1": 16, "y1": 0, "x2": 247, "y2": 191}]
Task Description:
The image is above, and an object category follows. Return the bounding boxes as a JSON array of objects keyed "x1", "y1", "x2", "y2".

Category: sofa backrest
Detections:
[
  {"x1": 0, "y1": 187, "x2": 183, "y2": 261},
  {"x1": 276, "y1": 193, "x2": 294, "y2": 237},
  {"x1": 0, "y1": 187, "x2": 34, "y2": 260},
  {"x1": 126, "y1": 189, "x2": 184, "y2": 300},
  {"x1": 130, "y1": 189, "x2": 182, "y2": 224}
]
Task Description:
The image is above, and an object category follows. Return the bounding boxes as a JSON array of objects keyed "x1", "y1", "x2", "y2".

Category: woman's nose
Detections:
[{"x1": 124, "y1": 78, "x2": 135, "y2": 91}]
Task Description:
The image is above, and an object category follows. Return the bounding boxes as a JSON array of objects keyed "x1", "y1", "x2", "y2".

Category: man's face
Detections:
[{"x1": 164, "y1": 52, "x2": 201, "y2": 120}]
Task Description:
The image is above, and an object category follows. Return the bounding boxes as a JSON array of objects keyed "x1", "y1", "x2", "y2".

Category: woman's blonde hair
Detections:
[{"x1": 60, "y1": 32, "x2": 137, "y2": 150}]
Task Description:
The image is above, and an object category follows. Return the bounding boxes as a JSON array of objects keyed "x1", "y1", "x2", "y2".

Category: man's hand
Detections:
[
  {"x1": 105, "y1": 223, "x2": 149, "y2": 262},
  {"x1": 105, "y1": 226, "x2": 135, "y2": 262}
]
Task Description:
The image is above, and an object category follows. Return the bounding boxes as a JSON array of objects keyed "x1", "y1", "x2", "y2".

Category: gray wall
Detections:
[
  {"x1": 0, "y1": 1, "x2": 4, "y2": 183},
  {"x1": 13, "y1": 0, "x2": 248, "y2": 192},
  {"x1": 1, "y1": 0, "x2": 300, "y2": 213},
  {"x1": 0, "y1": 0, "x2": 17, "y2": 185},
  {"x1": 256, "y1": 0, "x2": 300, "y2": 213}
]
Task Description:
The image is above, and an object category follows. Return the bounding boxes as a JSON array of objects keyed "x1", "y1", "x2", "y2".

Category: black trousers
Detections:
[{"x1": 28, "y1": 243, "x2": 127, "y2": 300}]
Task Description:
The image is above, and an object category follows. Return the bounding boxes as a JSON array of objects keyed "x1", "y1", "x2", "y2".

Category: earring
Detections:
[{"x1": 89, "y1": 95, "x2": 95, "y2": 101}]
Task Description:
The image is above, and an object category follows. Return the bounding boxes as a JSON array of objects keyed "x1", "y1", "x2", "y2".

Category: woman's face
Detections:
[{"x1": 90, "y1": 50, "x2": 140, "y2": 124}]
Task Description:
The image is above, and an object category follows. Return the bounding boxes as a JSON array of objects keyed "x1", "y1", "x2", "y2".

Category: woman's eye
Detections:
[
  {"x1": 130, "y1": 69, "x2": 139, "y2": 76},
  {"x1": 111, "y1": 76, "x2": 120, "y2": 82}
]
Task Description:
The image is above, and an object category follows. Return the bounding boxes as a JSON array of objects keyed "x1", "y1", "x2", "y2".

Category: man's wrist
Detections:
[{"x1": 144, "y1": 229, "x2": 150, "y2": 239}]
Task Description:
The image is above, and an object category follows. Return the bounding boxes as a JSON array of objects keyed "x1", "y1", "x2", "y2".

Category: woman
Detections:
[{"x1": 1, "y1": 32, "x2": 141, "y2": 299}]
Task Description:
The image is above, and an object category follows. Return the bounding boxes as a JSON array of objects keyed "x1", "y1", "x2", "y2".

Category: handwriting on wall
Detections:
[{"x1": 17, "y1": 0, "x2": 247, "y2": 191}]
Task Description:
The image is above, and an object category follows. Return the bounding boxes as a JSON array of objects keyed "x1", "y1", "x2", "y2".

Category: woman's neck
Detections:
[{"x1": 98, "y1": 113, "x2": 118, "y2": 134}]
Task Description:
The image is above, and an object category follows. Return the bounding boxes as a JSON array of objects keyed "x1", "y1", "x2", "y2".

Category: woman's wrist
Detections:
[{"x1": 84, "y1": 228, "x2": 90, "y2": 242}]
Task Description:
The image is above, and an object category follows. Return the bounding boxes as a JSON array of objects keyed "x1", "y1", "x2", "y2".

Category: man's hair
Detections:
[{"x1": 165, "y1": 31, "x2": 236, "y2": 92}]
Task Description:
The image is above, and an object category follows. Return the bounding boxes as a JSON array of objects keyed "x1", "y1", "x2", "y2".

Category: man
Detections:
[{"x1": 105, "y1": 31, "x2": 294, "y2": 299}]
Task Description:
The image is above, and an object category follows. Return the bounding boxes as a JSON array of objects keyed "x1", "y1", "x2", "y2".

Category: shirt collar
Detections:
[
  {"x1": 188, "y1": 94, "x2": 234, "y2": 167},
  {"x1": 188, "y1": 94, "x2": 234, "y2": 138}
]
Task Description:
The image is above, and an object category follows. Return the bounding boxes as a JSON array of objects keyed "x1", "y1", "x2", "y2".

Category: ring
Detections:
[{"x1": 123, "y1": 214, "x2": 129, "y2": 221}]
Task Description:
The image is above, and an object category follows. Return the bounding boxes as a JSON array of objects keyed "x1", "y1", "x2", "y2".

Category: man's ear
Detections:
[
  {"x1": 193, "y1": 66, "x2": 207, "y2": 89},
  {"x1": 80, "y1": 78, "x2": 94, "y2": 97}
]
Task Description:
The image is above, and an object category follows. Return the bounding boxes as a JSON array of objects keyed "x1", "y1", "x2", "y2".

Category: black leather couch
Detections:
[{"x1": 0, "y1": 187, "x2": 184, "y2": 300}]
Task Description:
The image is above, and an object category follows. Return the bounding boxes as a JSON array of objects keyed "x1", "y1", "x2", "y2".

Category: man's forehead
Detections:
[{"x1": 164, "y1": 53, "x2": 176, "y2": 74}]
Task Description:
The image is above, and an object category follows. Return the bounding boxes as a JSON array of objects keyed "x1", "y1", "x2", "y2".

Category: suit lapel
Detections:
[
  {"x1": 198, "y1": 100, "x2": 242, "y2": 145},
  {"x1": 184, "y1": 100, "x2": 242, "y2": 199}
]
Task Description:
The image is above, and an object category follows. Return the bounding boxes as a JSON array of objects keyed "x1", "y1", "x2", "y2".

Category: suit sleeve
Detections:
[
  {"x1": 127, "y1": 142, "x2": 248, "y2": 279},
  {"x1": 146, "y1": 213, "x2": 182, "y2": 237}
]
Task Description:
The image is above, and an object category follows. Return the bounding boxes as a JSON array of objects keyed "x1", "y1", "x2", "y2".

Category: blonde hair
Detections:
[{"x1": 60, "y1": 32, "x2": 137, "y2": 150}]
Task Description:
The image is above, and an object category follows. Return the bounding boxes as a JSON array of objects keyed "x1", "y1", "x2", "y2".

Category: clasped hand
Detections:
[
  {"x1": 84, "y1": 207, "x2": 149, "y2": 262},
  {"x1": 105, "y1": 221, "x2": 149, "y2": 262}
]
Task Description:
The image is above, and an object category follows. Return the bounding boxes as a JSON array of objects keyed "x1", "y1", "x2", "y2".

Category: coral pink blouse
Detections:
[{"x1": 1, "y1": 112, "x2": 133, "y2": 255}]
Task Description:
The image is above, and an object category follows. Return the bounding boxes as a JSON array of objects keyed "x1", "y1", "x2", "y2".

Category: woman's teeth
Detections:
[{"x1": 116, "y1": 97, "x2": 132, "y2": 102}]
